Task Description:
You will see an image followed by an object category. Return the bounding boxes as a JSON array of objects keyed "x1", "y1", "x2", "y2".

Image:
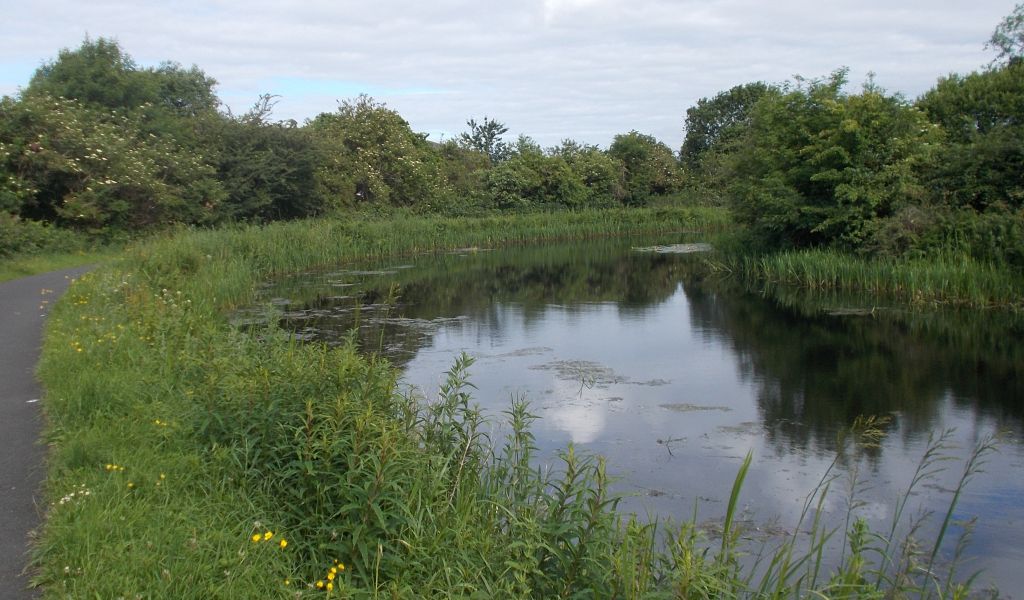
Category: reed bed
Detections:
[
  {"x1": 33, "y1": 208, "x2": 996, "y2": 598},
  {"x1": 740, "y1": 249, "x2": 1023, "y2": 309}
]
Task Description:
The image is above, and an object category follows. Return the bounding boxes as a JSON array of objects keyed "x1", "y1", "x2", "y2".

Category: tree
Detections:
[
  {"x1": 608, "y1": 131, "x2": 680, "y2": 205},
  {"x1": 26, "y1": 37, "x2": 218, "y2": 117},
  {"x1": 0, "y1": 94, "x2": 223, "y2": 231},
  {"x1": 309, "y1": 95, "x2": 447, "y2": 207},
  {"x1": 207, "y1": 95, "x2": 325, "y2": 221},
  {"x1": 987, "y1": 3, "x2": 1024, "y2": 67},
  {"x1": 681, "y1": 81, "x2": 773, "y2": 169},
  {"x1": 27, "y1": 37, "x2": 152, "y2": 111},
  {"x1": 482, "y1": 137, "x2": 595, "y2": 210},
  {"x1": 917, "y1": 61, "x2": 1024, "y2": 211},
  {"x1": 458, "y1": 117, "x2": 510, "y2": 163},
  {"x1": 551, "y1": 140, "x2": 625, "y2": 206},
  {"x1": 730, "y1": 70, "x2": 937, "y2": 249}
]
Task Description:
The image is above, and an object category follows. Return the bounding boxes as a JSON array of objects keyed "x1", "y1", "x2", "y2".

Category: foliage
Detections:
[
  {"x1": 309, "y1": 95, "x2": 448, "y2": 208},
  {"x1": 987, "y1": 2, "x2": 1024, "y2": 66},
  {"x1": 0, "y1": 212, "x2": 90, "y2": 258},
  {"x1": 917, "y1": 61, "x2": 1024, "y2": 212},
  {"x1": 27, "y1": 37, "x2": 156, "y2": 112},
  {"x1": 729, "y1": 70, "x2": 938, "y2": 250},
  {"x1": 484, "y1": 138, "x2": 585, "y2": 210},
  {"x1": 0, "y1": 94, "x2": 223, "y2": 231},
  {"x1": 206, "y1": 95, "x2": 325, "y2": 221},
  {"x1": 608, "y1": 130, "x2": 681, "y2": 206},
  {"x1": 457, "y1": 116, "x2": 510, "y2": 163},
  {"x1": 433, "y1": 139, "x2": 491, "y2": 213},
  {"x1": 552, "y1": 139, "x2": 626, "y2": 206},
  {"x1": 680, "y1": 81, "x2": 773, "y2": 169},
  {"x1": 25, "y1": 37, "x2": 219, "y2": 144}
]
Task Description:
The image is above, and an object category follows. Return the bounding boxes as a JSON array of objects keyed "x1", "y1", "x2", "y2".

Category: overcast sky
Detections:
[{"x1": 1, "y1": 0, "x2": 1014, "y2": 148}]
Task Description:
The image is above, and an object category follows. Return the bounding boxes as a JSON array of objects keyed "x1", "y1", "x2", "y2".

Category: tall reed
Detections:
[{"x1": 741, "y1": 248, "x2": 1023, "y2": 309}]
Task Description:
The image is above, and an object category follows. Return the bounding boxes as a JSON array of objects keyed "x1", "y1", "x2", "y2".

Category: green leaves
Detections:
[
  {"x1": 729, "y1": 71, "x2": 935, "y2": 251},
  {"x1": 608, "y1": 131, "x2": 681, "y2": 206}
]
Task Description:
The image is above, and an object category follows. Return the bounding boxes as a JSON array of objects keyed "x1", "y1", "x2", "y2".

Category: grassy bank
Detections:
[
  {"x1": 0, "y1": 248, "x2": 119, "y2": 282},
  {"x1": 35, "y1": 207, "x2": 992, "y2": 598}
]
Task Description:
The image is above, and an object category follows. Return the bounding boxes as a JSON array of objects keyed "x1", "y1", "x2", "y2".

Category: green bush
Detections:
[{"x1": 0, "y1": 212, "x2": 89, "y2": 257}]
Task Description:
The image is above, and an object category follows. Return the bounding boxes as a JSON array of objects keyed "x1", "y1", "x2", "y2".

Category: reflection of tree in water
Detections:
[
  {"x1": 683, "y1": 280, "x2": 1024, "y2": 455},
  {"x1": 269, "y1": 239, "x2": 690, "y2": 369}
]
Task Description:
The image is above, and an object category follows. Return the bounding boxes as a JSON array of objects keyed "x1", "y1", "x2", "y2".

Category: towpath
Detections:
[{"x1": 1, "y1": 266, "x2": 93, "y2": 599}]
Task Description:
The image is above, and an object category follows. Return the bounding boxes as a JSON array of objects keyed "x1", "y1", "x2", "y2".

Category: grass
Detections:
[
  {"x1": 733, "y1": 248, "x2": 1024, "y2": 309},
  {"x1": 0, "y1": 247, "x2": 118, "y2": 282},
  {"x1": 33, "y1": 207, "x2": 998, "y2": 598}
]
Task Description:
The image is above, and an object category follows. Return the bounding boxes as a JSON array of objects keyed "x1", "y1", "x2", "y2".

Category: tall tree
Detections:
[
  {"x1": 458, "y1": 117, "x2": 510, "y2": 163},
  {"x1": 917, "y1": 61, "x2": 1024, "y2": 211},
  {"x1": 681, "y1": 82, "x2": 773, "y2": 169},
  {"x1": 987, "y1": 3, "x2": 1024, "y2": 66}
]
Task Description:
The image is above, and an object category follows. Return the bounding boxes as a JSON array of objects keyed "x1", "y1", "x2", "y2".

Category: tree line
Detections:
[
  {"x1": 2, "y1": 5, "x2": 1022, "y2": 267},
  {"x1": 0, "y1": 37, "x2": 682, "y2": 238}
]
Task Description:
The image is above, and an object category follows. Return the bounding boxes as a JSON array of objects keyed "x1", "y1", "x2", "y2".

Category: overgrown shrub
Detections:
[{"x1": 0, "y1": 212, "x2": 89, "y2": 257}]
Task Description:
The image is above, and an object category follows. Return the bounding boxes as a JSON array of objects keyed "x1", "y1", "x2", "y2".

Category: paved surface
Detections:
[{"x1": 1, "y1": 266, "x2": 93, "y2": 599}]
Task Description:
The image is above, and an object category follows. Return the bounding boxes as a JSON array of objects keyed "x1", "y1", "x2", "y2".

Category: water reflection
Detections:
[{"x1": 252, "y1": 238, "x2": 1024, "y2": 593}]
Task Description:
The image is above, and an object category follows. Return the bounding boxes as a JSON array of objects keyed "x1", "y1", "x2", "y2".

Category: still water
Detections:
[{"x1": 251, "y1": 238, "x2": 1024, "y2": 595}]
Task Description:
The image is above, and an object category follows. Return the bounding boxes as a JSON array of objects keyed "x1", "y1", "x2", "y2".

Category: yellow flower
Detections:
[
  {"x1": 329, "y1": 567, "x2": 337, "y2": 575},
  {"x1": 283, "y1": 579, "x2": 290, "y2": 586},
  {"x1": 251, "y1": 534, "x2": 261, "y2": 543},
  {"x1": 326, "y1": 582, "x2": 334, "y2": 591},
  {"x1": 327, "y1": 572, "x2": 335, "y2": 582},
  {"x1": 278, "y1": 538, "x2": 287, "y2": 549},
  {"x1": 316, "y1": 580, "x2": 324, "y2": 589},
  {"x1": 263, "y1": 531, "x2": 273, "y2": 541}
]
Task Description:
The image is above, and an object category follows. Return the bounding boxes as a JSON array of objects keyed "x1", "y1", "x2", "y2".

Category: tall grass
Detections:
[
  {"x1": 34, "y1": 207, "x2": 997, "y2": 598},
  {"x1": 737, "y1": 248, "x2": 1023, "y2": 309}
]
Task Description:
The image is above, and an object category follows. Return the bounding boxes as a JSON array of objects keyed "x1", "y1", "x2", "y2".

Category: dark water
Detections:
[{"x1": 249, "y1": 238, "x2": 1024, "y2": 595}]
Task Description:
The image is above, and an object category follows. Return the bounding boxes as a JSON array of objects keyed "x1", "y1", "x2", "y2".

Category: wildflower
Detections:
[
  {"x1": 251, "y1": 534, "x2": 261, "y2": 543},
  {"x1": 127, "y1": 482, "x2": 135, "y2": 489},
  {"x1": 278, "y1": 538, "x2": 287, "y2": 549},
  {"x1": 316, "y1": 580, "x2": 324, "y2": 589},
  {"x1": 327, "y1": 582, "x2": 334, "y2": 591},
  {"x1": 327, "y1": 572, "x2": 335, "y2": 582},
  {"x1": 263, "y1": 531, "x2": 273, "y2": 541},
  {"x1": 284, "y1": 579, "x2": 290, "y2": 586}
]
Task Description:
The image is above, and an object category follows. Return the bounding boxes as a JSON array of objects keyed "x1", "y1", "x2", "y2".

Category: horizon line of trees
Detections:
[{"x1": 2, "y1": 5, "x2": 1023, "y2": 267}]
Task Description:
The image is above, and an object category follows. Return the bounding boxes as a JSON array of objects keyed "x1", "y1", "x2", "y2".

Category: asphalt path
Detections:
[{"x1": 1, "y1": 266, "x2": 93, "y2": 599}]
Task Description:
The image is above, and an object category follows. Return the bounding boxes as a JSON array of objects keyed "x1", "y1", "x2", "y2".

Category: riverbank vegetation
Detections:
[
  {"x1": 11, "y1": 5, "x2": 1024, "y2": 598},
  {"x1": 37, "y1": 209, "x2": 997, "y2": 598},
  {"x1": 3, "y1": 8, "x2": 1020, "y2": 272}
]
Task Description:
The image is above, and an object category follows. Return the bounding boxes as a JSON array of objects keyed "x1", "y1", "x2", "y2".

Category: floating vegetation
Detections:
[
  {"x1": 494, "y1": 346, "x2": 553, "y2": 358},
  {"x1": 659, "y1": 403, "x2": 733, "y2": 413},
  {"x1": 633, "y1": 242, "x2": 713, "y2": 254},
  {"x1": 826, "y1": 307, "x2": 880, "y2": 317},
  {"x1": 531, "y1": 359, "x2": 626, "y2": 387},
  {"x1": 716, "y1": 421, "x2": 762, "y2": 435},
  {"x1": 531, "y1": 359, "x2": 671, "y2": 388}
]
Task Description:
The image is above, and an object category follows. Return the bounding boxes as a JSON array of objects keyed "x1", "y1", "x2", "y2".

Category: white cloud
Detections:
[{"x1": 0, "y1": 0, "x2": 1012, "y2": 148}]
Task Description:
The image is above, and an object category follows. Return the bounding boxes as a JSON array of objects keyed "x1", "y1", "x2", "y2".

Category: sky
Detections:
[{"x1": 0, "y1": 0, "x2": 1015, "y2": 149}]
